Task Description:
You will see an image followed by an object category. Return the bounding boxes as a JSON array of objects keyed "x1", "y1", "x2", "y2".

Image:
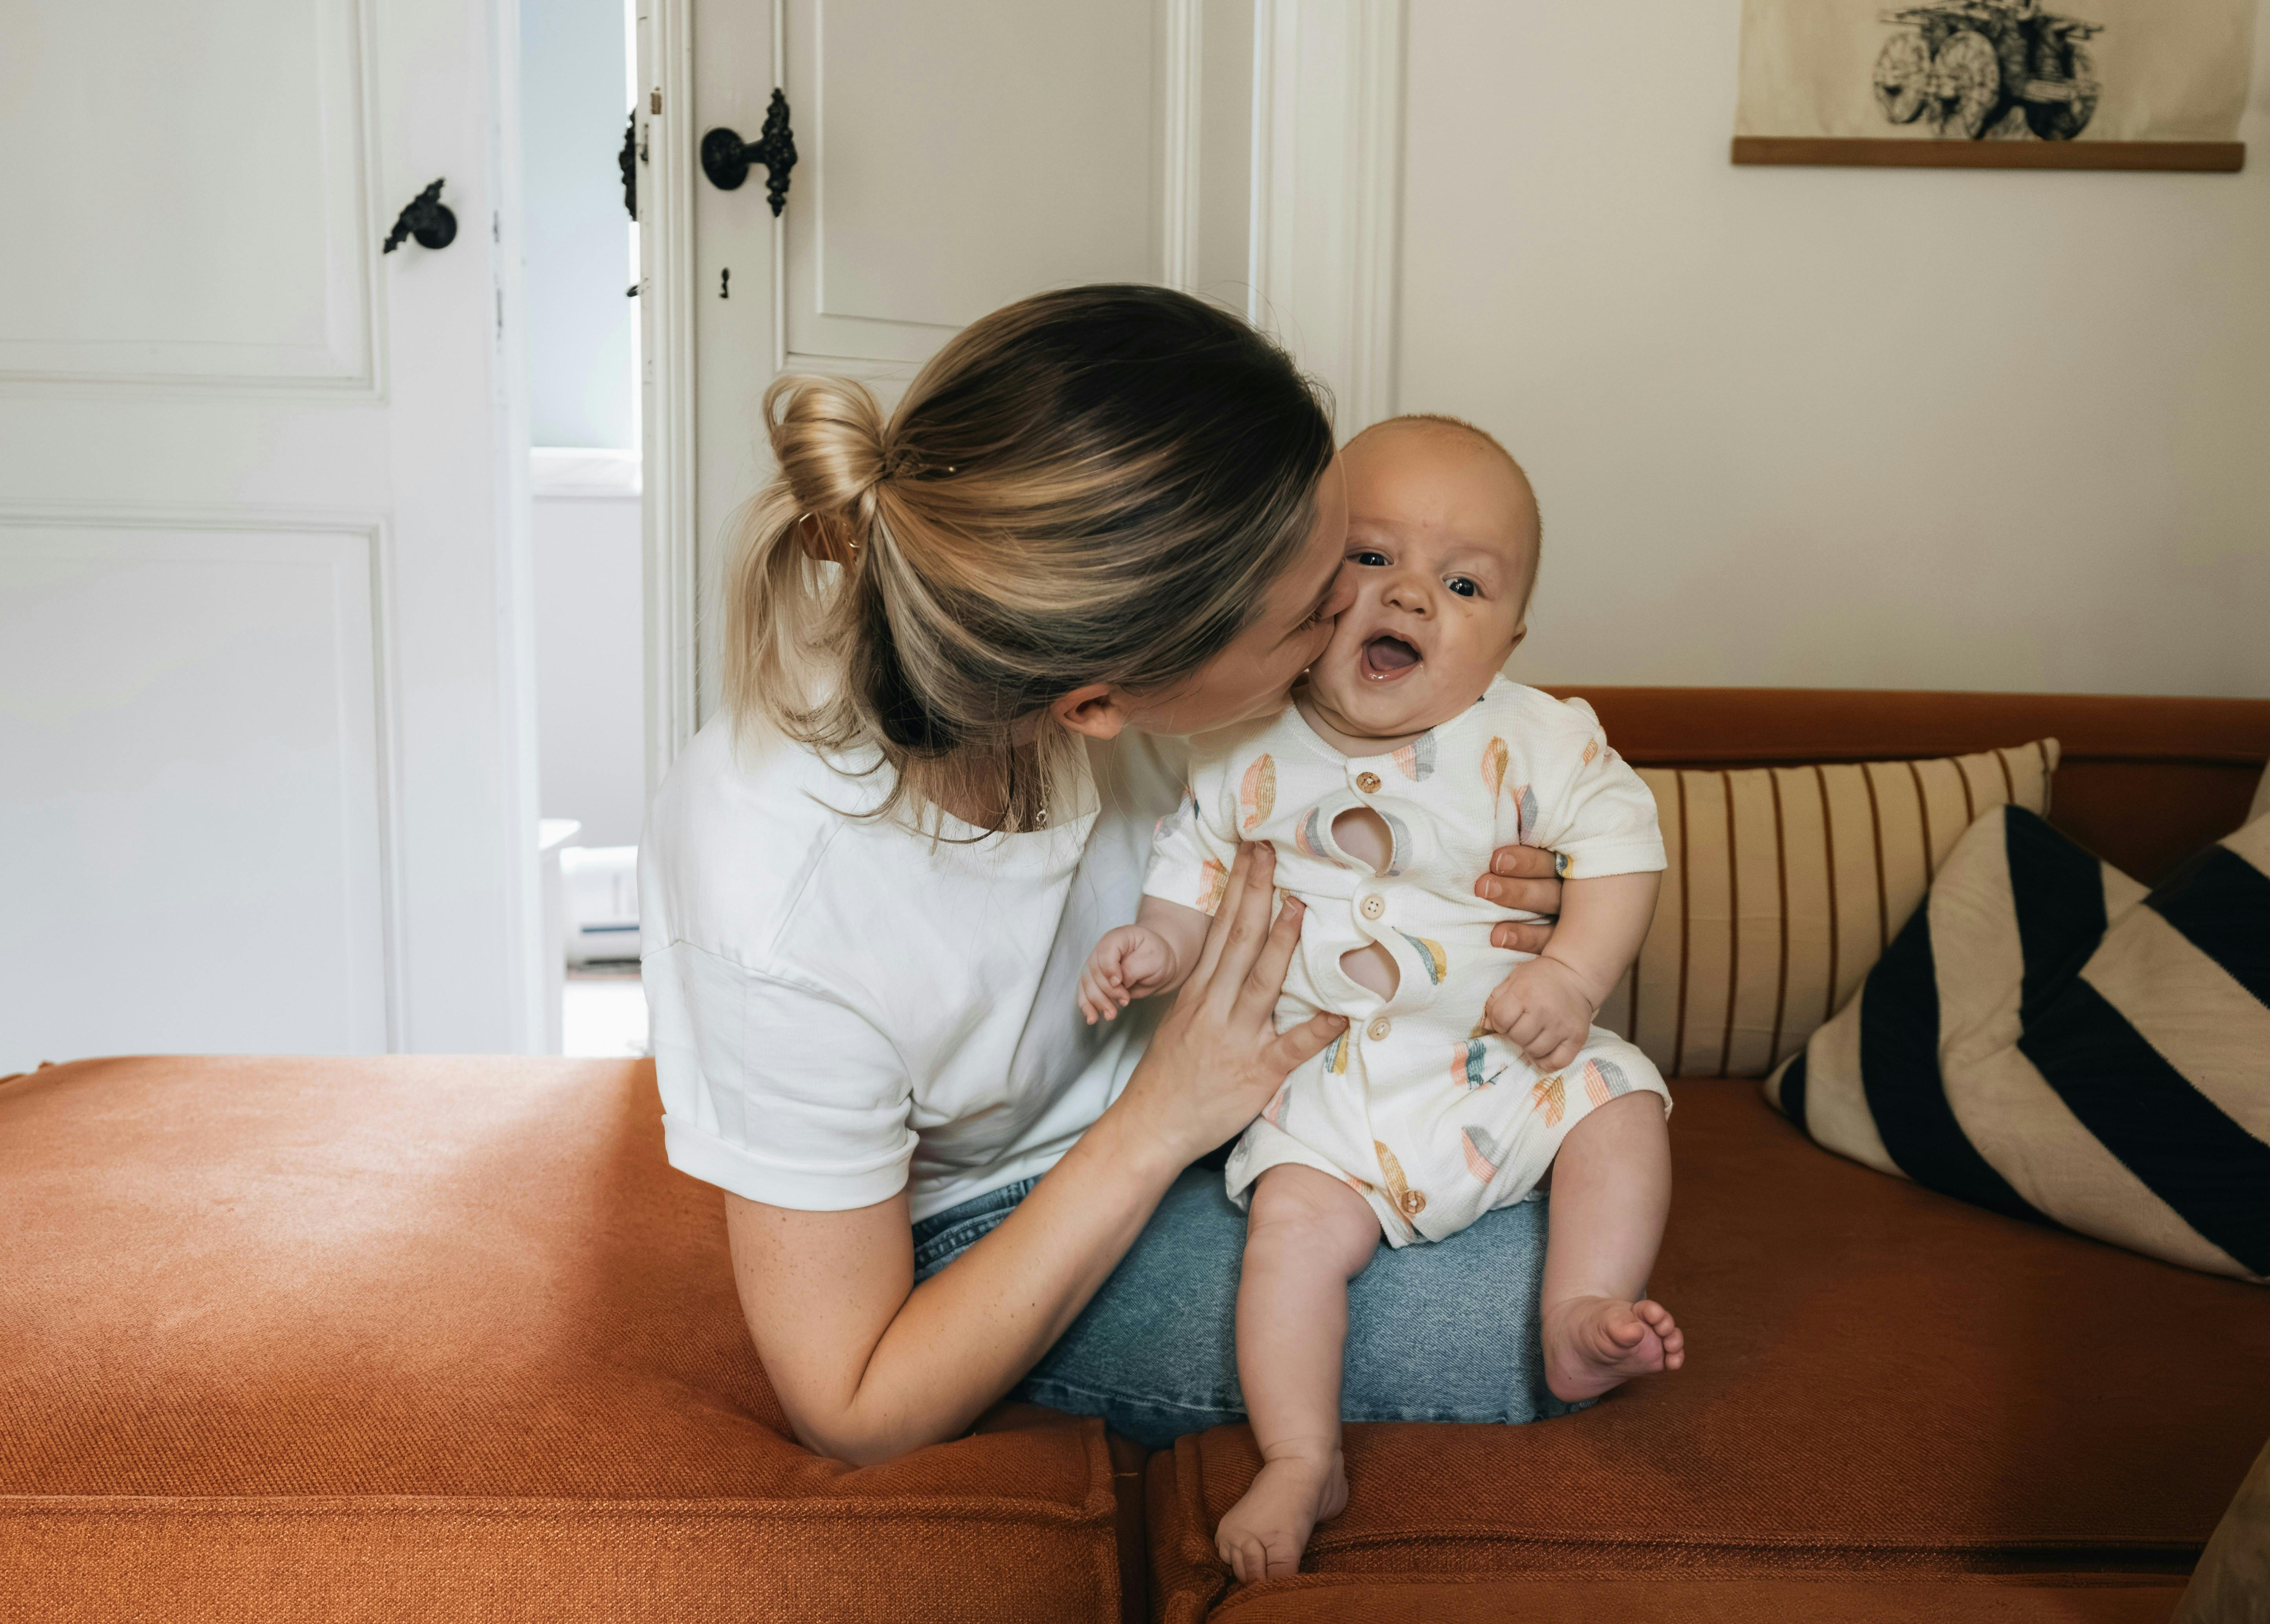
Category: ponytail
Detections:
[{"x1": 720, "y1": 284, "x2": 1334, "y2": 834}]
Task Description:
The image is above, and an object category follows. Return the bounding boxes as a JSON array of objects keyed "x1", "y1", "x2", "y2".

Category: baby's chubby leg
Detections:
[
  {"x1": 1541, "y1": 1090, "x2": 1684, "y2": 1403},
  {"x1": 1216, "y1": 1164, "x2": 1382, "y2": 1584}
]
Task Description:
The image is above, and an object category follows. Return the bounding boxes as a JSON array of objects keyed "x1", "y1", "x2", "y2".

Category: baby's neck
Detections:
[{"x1": 1294, "y1": 688, "x2": 1454, "y2": 759}]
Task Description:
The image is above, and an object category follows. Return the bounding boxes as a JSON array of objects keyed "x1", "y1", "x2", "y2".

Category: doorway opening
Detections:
[{"x1": 525, "y1": 0, "x2": 648, "y2": 1057}]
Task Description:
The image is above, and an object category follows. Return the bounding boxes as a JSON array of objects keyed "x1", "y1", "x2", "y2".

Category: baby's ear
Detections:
[{"x1": 1502, "y1": 620, "x2": 1529, "y2": 664}]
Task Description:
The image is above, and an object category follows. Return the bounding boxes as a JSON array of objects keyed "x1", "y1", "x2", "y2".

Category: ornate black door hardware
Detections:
[
  {"x1": 383, "y1": 180, "x2": 457, "y2": 253},
  {"x1": 619, "y1": 110, "x2": 639, "y2": 220},
  {"x1": 700, "y1": 89, "x2": 797, "y2": 215}
]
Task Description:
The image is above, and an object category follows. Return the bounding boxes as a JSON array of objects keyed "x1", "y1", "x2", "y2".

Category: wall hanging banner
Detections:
[{"x1": 1734, "y1": 0, "x2": 2254, "y2": 168}]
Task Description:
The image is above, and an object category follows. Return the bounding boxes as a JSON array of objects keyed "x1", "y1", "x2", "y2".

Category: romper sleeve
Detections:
[
  {"x1": 645, "y1": 939, "x2": 916, "y2": 1210},
  {"x1": 1139, "y1": 750, "x2": 1242, "y2": 918},
  {"x1": 1519, "y1": 697, "x2": 1667, "y2": 881}
]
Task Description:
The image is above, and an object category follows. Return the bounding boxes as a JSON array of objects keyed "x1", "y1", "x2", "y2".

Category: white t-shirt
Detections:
[{"x1": 640, "y1": 717, "x2": 1185, "y2": 1221}]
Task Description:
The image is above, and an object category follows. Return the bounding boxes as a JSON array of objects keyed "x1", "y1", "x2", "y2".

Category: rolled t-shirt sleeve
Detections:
[
  {"x1": 1523, "y1": 697, "x2": 1667, "y2": 881},
  {"x1": 646, "y1": 940, "x2": 915, "y2": 1210},
  {"x1": 1142, "y1": 770, "x2": 1240, "y2": 917}
]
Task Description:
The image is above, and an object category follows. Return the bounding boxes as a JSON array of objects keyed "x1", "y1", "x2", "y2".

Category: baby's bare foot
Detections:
[
  {"x1": 1544, "y1": 1295, "x2": 1684, "y2": 1403},
  {"x1": 1214, "y1": 1446, "x2": 1348, "y2": 1584}
]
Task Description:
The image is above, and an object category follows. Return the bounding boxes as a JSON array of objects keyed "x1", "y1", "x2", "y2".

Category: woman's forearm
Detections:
[
  {"x1": 729, "y1": 1092, "x2": 1184, "y2": 1465},
  {"x1": 729, "y1": 844, "x2": 1342, "y2": 1466}
]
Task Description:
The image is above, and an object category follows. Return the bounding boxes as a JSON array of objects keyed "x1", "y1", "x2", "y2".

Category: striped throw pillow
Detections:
[
  {"x1": 1596, "y1": 740, "x2": 2059, "y2": 1079},
  {"x1": 1765, "y1": 806, "x2": 2270, "y2": 1283}
]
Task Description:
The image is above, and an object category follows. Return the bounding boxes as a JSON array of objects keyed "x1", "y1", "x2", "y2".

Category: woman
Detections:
[{"x1": 642, "y1": 286, "x2": 1567, "y2": 1465}]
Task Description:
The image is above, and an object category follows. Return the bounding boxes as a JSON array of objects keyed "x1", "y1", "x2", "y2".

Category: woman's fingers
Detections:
[
  {"x1": 1233, "y1": 893, "x2": 1305, "y2": 1025},
  {"x1": 1476, "y1": 871, "x2": 1560, "y2": 915},
  {"x1": 1490, "y1": 844, "x2": 1559, "y2": 879},
  {"x1": 1264, "y1": 1010, "x2": 1348, "y2": 1076},
  {"x1": 1188, "y1": 845, "x2": 1256, "y2": 989},
  {"x1": 1203, "y1": 845, "x2": 1278, "y2": 1012},
  {"x1": 1491, "y1": 919, "x2": 1553, "y2": 954}
]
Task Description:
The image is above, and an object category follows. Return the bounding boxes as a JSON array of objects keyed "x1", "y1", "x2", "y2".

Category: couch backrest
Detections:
[{"x1": 1547, "y1": 688, "x2": 2270, "y2": 885}]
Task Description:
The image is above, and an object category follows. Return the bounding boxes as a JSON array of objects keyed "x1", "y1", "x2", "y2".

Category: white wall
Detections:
[
  {"x1": 1399, "y1": 2, "x2": 2270, "y2": 698},
  {"x1": 531, "y1": 453, "x2": 646, "y2": 848}
]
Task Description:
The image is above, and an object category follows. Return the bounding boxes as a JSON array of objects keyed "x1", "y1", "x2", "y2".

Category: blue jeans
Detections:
[{"x1": 913, "y1": 1163, "x2": 1583, "y2": 1452}]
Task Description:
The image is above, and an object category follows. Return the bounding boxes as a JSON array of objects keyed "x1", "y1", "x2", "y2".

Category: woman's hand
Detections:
[
  {"x1": 1479, "y1": 843, "x2": 1562, "y2": 954},
  {"x1": 719, "y1": 847, "x2": 1340, "y2": 1467},
  {"x1": 1112, "y1": 843, "x2": 1346, "y2": 1171}
]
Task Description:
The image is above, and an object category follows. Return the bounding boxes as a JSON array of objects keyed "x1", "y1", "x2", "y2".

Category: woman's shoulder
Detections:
[{"x1": 642, "y1": 716, "x2": 894, "y2": 966}]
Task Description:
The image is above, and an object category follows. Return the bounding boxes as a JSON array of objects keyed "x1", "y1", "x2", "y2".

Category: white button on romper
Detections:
[{"x1": 1146, "y1": 679, "x2": 1672, "y2": 1246}]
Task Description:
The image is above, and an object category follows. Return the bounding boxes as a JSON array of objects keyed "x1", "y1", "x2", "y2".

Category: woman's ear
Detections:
[{"x1": 1052, "y1": 683, "x2": 1132, "y2": 741}]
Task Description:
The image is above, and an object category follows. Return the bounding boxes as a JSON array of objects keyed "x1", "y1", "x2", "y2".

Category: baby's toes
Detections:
[
  {"x1": 1635, "y1": 1301, "x2": 1685, "y2": 1364},
  {"x1": 1602, "y1": 1306, "x2": 1649, "y2": 1349}
]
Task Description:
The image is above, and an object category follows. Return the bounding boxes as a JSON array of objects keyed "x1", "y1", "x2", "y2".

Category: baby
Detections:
[{"x1": 1078, "y1": 416, "x2": 1684, "y2": 1582}]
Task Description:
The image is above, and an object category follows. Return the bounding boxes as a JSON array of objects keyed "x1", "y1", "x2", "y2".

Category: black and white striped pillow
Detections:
[{"x1": 1765, "y1": 805, "x2": 2270, "y2": 1283}]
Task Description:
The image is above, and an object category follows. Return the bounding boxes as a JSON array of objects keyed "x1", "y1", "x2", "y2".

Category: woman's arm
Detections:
[{"x1": 724, "y1": 843, "x2": 1344, "y2": 1466}]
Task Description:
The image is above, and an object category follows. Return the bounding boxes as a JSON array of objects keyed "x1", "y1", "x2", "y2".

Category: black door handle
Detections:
[
  {"x1": 619, "y1": 111, "x2": 639, "y2": 220},
  {"x1": 701, "y1": 88, "x2": 797, "y2": 216},
  {"x1": 383, "y1": 179, "x2": 457, "y2": 253}
]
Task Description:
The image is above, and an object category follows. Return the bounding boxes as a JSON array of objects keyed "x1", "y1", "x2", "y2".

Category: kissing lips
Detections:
[{"x1": 1361, "y1": 634, "x2": 1422, "y2": 683}]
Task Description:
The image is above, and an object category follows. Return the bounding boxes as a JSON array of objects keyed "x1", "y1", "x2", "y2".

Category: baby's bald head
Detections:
[
  {"x1": 1352, "y1": 413, "x2": 1526, "y2": 477},
  {"x1": 1343, "y1": 414, "x2": 1541, "y2": 613}
]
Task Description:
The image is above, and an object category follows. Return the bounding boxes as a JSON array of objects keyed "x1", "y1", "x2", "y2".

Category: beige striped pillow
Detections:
[{"x1": 1595, "y1": 740, "x2": 2060, "y2": 1079}]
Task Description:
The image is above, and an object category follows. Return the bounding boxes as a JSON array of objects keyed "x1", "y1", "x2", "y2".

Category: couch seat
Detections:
[
  {"x1": 0, "y1": 1057, "x2": 1135, "y2": 1623},
  {"x1": 1148, "y1": 1080, "x2": 2270, "y2": 1620}
]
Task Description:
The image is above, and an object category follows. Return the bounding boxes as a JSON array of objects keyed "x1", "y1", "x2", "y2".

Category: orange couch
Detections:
[{"x1": 5, "y1": 689, "x2": 2267, "y2": 1624}]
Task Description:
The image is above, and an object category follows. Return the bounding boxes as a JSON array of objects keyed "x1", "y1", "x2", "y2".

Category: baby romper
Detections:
[{"x1": 1146, "y1": 679, "x2": 1671, "y2": 1245}]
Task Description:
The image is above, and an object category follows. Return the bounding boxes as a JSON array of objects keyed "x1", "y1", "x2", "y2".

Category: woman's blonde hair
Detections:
[{"x1": 724, "y1": 284, "x2": 1334, "y2": 833}]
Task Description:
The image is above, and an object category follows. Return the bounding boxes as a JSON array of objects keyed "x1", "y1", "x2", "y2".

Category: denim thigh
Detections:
[{"x1": 913, "y1": 1165, "x2": 1581, "y2": 1452}]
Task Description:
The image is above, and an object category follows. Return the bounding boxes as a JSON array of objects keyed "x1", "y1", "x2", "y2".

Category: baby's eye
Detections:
[
  {"x1": 1445, "y1": 577, "x2": 1479, "y2": 598},
  {"x1": 1350, "y1": 550, "x2": 1390, "y2": 568}
]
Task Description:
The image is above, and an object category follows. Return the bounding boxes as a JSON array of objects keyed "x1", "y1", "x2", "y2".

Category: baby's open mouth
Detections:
[{"x1": 1360, "y1": 634, "x2": 1423, "y2": 682}]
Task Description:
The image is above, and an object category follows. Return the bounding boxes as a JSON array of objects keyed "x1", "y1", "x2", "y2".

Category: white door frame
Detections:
[{"x1": 635, "y1": 0, "x2": 1403, "y2": 787}]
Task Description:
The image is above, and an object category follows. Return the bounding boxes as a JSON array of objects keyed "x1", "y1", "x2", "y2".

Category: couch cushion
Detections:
[
  {"x1": 1201, "y1": 1576, "x2": 2186, "y2": 1624},
  {"x1": 1766, "y1": 807, "x2": 2269, "y2": 1283},
  {"x1": 1149, "y1": 1080, "x2": 2270, "y2": 1619},
  {"x1": 0, "y1": 1057, "x2": 1132, "y2": 1623},
  {"x1": 1551, "y1": 688, "x2": 2270, "y2": 889},
  {"x1": 1608, "y1": 739, "x2": 2057, "y2": 1080}
]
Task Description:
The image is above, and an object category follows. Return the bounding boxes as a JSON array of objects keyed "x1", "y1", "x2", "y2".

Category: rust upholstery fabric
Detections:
[
  {"x1": 1205, "y1": 1576, "x2": 2190, "y2": 1623},
  {"x1": 1146, "y1": 1081, "x2": 2270, "y2": 1621},
  {"x1": 0, "y1": 1057, "x2": 1135, "y2": 1623}
]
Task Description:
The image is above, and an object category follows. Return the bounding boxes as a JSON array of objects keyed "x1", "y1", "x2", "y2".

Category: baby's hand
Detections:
[
  {"x1": 1484, "y1": 956, "x2": 1598, "y2": 1073},
  {"x1": 1079, "y1": 925, "x2": 1184, "y2": 1025}
]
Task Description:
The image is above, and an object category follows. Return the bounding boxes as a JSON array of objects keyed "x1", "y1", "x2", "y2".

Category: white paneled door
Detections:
[
  {"x1": 637, "y1": 0, "x2": 1403, "y2": 769},
  {"x1": 0, "y1": 0, "x2": 541, "y2": 1067},
  {"x1": 641, "y1": 0, "x2": 1230, "y2": 753}
]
